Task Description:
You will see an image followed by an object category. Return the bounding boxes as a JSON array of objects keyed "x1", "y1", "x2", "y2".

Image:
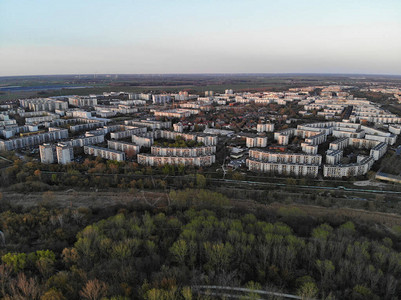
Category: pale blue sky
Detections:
[{"x1": 1, "y1": 0, "x2": 401, "y2": 76}]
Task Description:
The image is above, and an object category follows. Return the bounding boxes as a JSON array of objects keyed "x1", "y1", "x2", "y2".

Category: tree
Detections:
[
  {"x1": 79, "y1": 279, "x2": 108, "y2": 300},
  {"x1": 170, "y1": 240, "x2": 188, "y2": 265},
  {"x1": 0, "y1": 263, "x2": 12, "y2": 297},
  {"x1": 297, "y1": 281, "x2": 318, "y2": 300},
  {"x1": 9, "y1": 273, "x2": 40, "y2": 300},
  {"x1": 1, "y1": 253, "x2": 27, "y2": 272},
  {"x1": 41, "y1": 288, "x2": 67, "y2": 300},
  {"x1": 196, "y1": 174, "x2": 206, "y2": 188}
]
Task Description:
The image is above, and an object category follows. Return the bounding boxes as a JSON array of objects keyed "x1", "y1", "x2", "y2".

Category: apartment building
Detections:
[
  {"x1": 325, "y1": 149, "x2": 343, "y2": 165},
  {"x1": 69, "y1": 121, "x2": 105, "y2": 133},
  {"x1": 151, "y1": 145, "x2": 216, "y2": 157},
  {"x1": 56, "y1": 143, "x2": 74, "y2": 164},
  {"x1": 84, "y1": 145, "x2": 125, "y2": 161},
  {"x1": 323, "y1": 156, "x2": 374, "y2": 178},
  {"x1": 301, "y1": 142, "x2": 318, "y2": 154},
  {"x1": 64, "y1": 134, "x2": 105, "y2": 147},
  {"x1": 173, "y1": 123, "x2": 184, "y2": 133},
  {"x1": 254, "y1": 99, "x2": 273, "y2": 105},
  {"x1": 332, "y1": 129, "x2": 365, "y2": 139},
  {"x1": 246, "y1": 158, "x2": 319, "y2": 177},
  {"x1": 274, "y1": 129, "x2": 294, "y2": 145},
  {"x1": 107, "y1": 140, "x2": 140, "y2": 156},
  {"x1": 305, "y1": 132, "x2": 326, "y2": 145},
  {"x1": 349, "y1": 138, "x2": 380, "y2": 149},
  {"x1": 25, "y1": 114, "x2": 59, "y2": 124},
  {"x1": 137, "y1": 154, "x2": 215, "y2": 167},
  {"x1": 153, "y1": 109, "x2": 198, "y2": 118},
  {"x1": 364, "y1": 134, "x2": 397, "y2": 145},
  {"x1": 40, "y1": 142, "x2": 73, "y2": 164},
  {"x1": 152, "y1": 94, "x2": 171, "y2": 104},
  {"x1": 68, "y1": 96, "x2": 98, "y2": 107},
  {"x1": 370, "y1": 142, "x2": 387, "y2": 160},
  {"x1": 19, "y1": 98, "x2": 68, "y2": 112},
  {"x1": 389, "y1": 125, "x2": 401, "y2": 135},
  {"x1": 257, "y1": 123, "x2": 274, "y2": 133},
  {"x1": 39, "y1": 143, "x2": 56, "y2": 164},
  {"x1": 110, "y1": 126, "x2": 147, "y2": 140},
  {"x1": 0, "y1": 128, "x2": 68, "y2": 151},
  {"x1": 125, "y1": 120, "x2": 171, "y2": 130},
  {"x1": 246, "y1": 136, "x2": 267, "y2": 148},
  {"x1": 132, "y1": 135, "x2": 154, "y2": 148},
  {"x1": 329, "y1": 137, "x2": 349, "y2": 150},
  {"x1": 249, "y1": 149, "x2": 322, "y2": 165},
  {"x1": 196, "y1": 134, "x2": 218, "y2": 146},
  {"x1": 156, "y1": 130, "x2": 217, "y2": 146}
]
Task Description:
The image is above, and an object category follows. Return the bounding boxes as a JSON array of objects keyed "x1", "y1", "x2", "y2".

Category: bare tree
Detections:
[
  {"x1": 79, "y1": 279, "x2": 108, "y2": 300},
  {"x1": 0, "y1": 231, "x2": 5, "y2": 246},
  {"x1": 9, "y1": 273, "x2": 40, "y2": 300},
  {"x1": 0, "y1": 264, "x2": 12, "y2": 297}
]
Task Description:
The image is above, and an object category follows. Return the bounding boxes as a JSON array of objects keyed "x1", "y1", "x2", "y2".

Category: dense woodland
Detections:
[{"x1": 1, "y1": 189, "x2": 401, "y2": 299}]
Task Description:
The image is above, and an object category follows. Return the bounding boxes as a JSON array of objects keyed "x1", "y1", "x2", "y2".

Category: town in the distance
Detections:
[{"x1": 1, "y1": 81, "x2": 401, "y2": 184}]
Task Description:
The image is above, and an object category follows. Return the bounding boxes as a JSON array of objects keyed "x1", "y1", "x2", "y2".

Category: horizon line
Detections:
[{"x1": 1, "y1": 72, "x2": 401, "y2": 79}]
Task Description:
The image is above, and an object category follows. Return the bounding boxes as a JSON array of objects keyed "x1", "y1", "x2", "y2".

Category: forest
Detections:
[{"x1": 1, "y1": 189, "x2": 401, "y2": 299}]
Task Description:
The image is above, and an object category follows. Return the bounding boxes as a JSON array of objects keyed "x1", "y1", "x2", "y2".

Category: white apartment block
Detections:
[
  {"x1": 301, "y1": 142, "x2": 318, "y2": 155},
  {"x1": 132, "y1": 135, "x2": 154, "y2": 148},
  {"x1": 332, "y1": 129, "x2": 365, "y2": 139},
  {"x1": 249, "y1": 149, "x2": 322, "y2": 165},
  {"x1": 65, "y1": 134, "x2": 105, "y2": 147},
  {"x1": 326, "y1": 149, "x2": 343, "y2": 165},
  {"x1": 329, "y1": 137, "x2": 349, "y2": 150},
  {"x1": 173, "y1": 123, "x2": 184, "y2": 133},
  {"x1": 153, "y1": 109, "x2": 198, "y2": 118},
  {"x1": 110, "y1": 126, "x2": 147, "y2": 140},
  {"x1": 137, "y1": 154, "x2": 215, "y2": 167},
  {"x1": 25, "y1": 114, "x2": 59, "y2": 124},
  {"x1": 40, "y1": 143, "x2": 56, "y2": 164},
  {"x1": 19, "y1": 98, "x2": 68, "y2": 112},
  {"x1": 246, "y1": 136, "x2": 267, "y2": 148},
  {"x1": 389, "y1": 125, "x2": 401, "y2": 135},
  {"x1": 56, "y1": 143, "x2": 74, "y2": 164},
  {"x1": 156, "y1": 130, "x2": 196, "y2": 141},
  {"x1": 40, "y1": 143, "x2": 73, "y2": 164},
  {"x1": 152, "y1": 95, "x2": 171, "y2": 104},
  {"x1": 323, "y1": 156, "x2": 374, "y2": 178},
  {"x1": 196, "y1": 134, "x2": 218, "y2": 146},
  {"x1": 349, "y1": 138, "x2": 380, "y2": 149},
  {"x1": 255, "y1": 98, "x2": 273, "y2": 105},
  {"x1": 370, "y1": 142, "x2": 387, "y2": 160},
  {"x1": 305, "y1": 132, "x2": 326, "y2": 145},
  {"x1": 69, "y1": 121, "x2": 105, "y2": 133},
  {"x1": 364, "y1": 134, "x2": 397, "y2": 145},
  {"x1": 107, "y1": 140, "x2": 140, "y2": 155},
  {"x1": 84, "y1": 145, "x2": 126, "y2": 161},
  {"x1": 125, "y1": 120, "x2": 171, "y2": 130},
  {"x1": 0, "y1": 119, "x2": 17, "y2": 127},
  {"x1": 246, "y1": 159, "x2": 319, "y2": 177},
  {"x1": 257, "y1": 123, "x2": 274, "y2": 133},
  {"x1": 151, "y1": 145, "x2": 216, "y2": 157},
  {"x1": 0, "y1": 128, "x2": 68, "y2": 151},
  {"x1": 68, "y1": 97, "x2": 98, "y2": 107},
  {"x1": 156, "y1": 130, "x2": 217, "y2": 146},
  {"x1": 66, "y1": 110, "x2": 92, "y2": 118},
  {"x1": 274, "y1": 129, "x2": 294, "y2": 145}
]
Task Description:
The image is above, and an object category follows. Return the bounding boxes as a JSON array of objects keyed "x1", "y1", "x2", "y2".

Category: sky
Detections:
[{"x1": 1, "y1": 0, "x2": 401, "y2": 76}]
